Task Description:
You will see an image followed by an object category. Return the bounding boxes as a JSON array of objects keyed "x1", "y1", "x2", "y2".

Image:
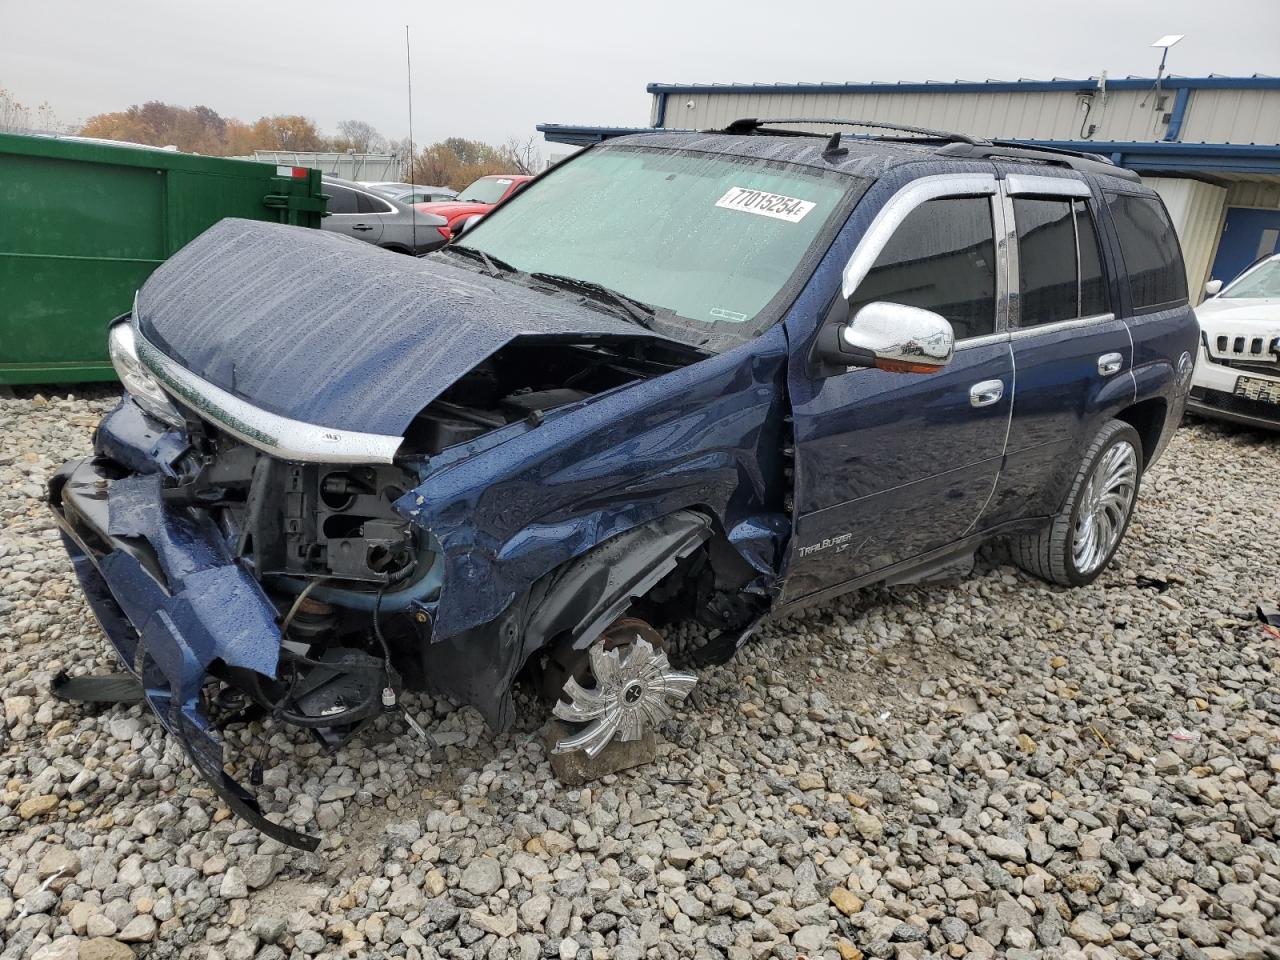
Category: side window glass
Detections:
[
  {"x1": 325, "y1": 185, "x2": 357, "y2": 215},
  {"x1": 1106, "y1": 194, "x2": 1188, "y2": 310},
  {"x1": 1075, "y1": 200, "x2": 1109, "y2": 317},
  {"x1": 356, "y1": 191, "x2": 390, "y2": 214},
  {"x1": 849, "y1": 196, "x2": 997, "y2": 340},
  {"x1": 1014, "y1": 198, "x2": 1078, "y2": 327}
]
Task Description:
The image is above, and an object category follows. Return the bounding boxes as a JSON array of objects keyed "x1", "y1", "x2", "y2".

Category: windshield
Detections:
[
  {"x1": 454, "y1": 145, "x2": 855, "y2": 347},
  {"x1": 1222, "y1": 259, "x2": 1280, "y2": 299},
  {"x1": 458, "y1": 177, "x2": 514, "y2": 204}
]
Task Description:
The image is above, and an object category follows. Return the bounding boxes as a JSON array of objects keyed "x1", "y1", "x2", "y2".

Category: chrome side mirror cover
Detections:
[
  {"x1": 815, "y1": 301, "x2": 955, "y2": 374},
  {"x1": 1204, "y1": 278, "x2": 1223, "y2": 297}
]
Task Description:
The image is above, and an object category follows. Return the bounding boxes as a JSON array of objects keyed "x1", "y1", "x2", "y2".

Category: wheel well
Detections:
[{"x1": 1115, "y1": 398, "x2": 1167, "y2": 467}]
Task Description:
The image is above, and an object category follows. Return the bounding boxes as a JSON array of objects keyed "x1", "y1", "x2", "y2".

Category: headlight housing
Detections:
[{"x1": 108, "y1": 318, "x2": 184, "y2": 428}]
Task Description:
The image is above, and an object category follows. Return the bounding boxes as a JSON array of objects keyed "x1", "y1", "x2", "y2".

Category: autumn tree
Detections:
[
  {"x1": 81, "y1": 100, "x2": 226, "y2": 153},
  {"x1": 409, "y1": 137, "x2": 526, "y2": 190}
]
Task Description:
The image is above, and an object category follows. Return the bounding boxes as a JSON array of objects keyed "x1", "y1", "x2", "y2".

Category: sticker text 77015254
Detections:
[{"x1": 715, "y1": 187, "x2": 816, "y2": 223}]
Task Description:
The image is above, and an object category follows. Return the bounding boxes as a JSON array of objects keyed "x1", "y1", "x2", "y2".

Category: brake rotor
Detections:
[{"x1": 550, "y1": 617, "x2": 697, "y2": 758}]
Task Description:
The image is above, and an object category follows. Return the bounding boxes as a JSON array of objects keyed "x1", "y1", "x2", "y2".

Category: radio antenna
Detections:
[{"x1": 405, "y1": 24, "x2": 417, "y2": 250}]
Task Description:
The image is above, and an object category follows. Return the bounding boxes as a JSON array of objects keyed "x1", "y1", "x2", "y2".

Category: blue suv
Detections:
[{"x1": 49, "y1": 120, "x2": 1198, "y2": 847}]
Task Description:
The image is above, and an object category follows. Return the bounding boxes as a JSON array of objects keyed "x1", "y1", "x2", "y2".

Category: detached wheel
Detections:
[{"x1": 1013, "y1": 419, "x2": 1143, "y2": 587}]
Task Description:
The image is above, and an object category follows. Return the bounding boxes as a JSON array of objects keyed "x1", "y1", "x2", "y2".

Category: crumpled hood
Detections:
[{"x1": 135, "y1": 219, "x2": 669, "y2": 436}]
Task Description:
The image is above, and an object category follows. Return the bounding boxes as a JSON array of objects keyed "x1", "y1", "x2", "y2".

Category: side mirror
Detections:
[
  {"x1": 1204, "y1": 279, "x2": 1223, "y2": 297},
  {"x1": 815, "y1": 301, "x2": 955, "y2": 374},
  {"x1": 458, "y1": 215, "x2": 483, "y2": 235}
]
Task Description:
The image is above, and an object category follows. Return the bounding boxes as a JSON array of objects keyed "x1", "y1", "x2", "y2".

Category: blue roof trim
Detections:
[
  {"x1": 645, "y1": 76, "x2": 1280, "y2": 95},
  {"x1": 536, "y1": 124, "x2": 1280, "y2": 175}
]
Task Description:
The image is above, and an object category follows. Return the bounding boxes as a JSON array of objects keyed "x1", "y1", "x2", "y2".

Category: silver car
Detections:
[
  {"x1": 363, "y1": 181, "x2": 458, "y2": 204},
  {"x1": 320, "y1": 177, "x2": 449, "y2": 255}
]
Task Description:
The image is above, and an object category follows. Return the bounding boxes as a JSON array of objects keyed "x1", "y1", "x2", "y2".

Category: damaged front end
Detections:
[
  {"x1": 49, "y1": 395, "x2": 430, "y2": 850},
  {"x1": 50, "y1": 220, "x2": 794, "y2": 847},
  {"x1": 49, "y1": 320, "x2": 740, "y2": 850}
]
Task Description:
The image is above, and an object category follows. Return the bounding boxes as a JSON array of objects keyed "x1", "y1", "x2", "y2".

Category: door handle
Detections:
[
  {"x1": 1097, "y1": 352, "x2": 1123, "y2": 376},
  {"x1": 352, "y1": 224, "x2": 373, "y2": 232},
  {"x1": 969, "y1": 379, "x2": 1004, "y2": 408}
]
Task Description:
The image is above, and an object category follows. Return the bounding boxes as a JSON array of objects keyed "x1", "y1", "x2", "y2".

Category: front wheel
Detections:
[{"x1": 1013, "y1": 419, "x2": 1143, "y2": 587}]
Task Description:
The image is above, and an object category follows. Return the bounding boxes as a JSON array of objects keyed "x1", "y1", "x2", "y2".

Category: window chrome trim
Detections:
[
  {"x1": 131, "y1": 320, "x2": 402, "y2": 464},
  {"x1": 1007, "y1": 312, "x2": 1117, "y2": 340},
  {"x1": 841, "y1": 174, "x2": 999, "y2": 301},
  {"x1": 954, "y1": 331, "x2": 1009, "y2": 351},
  {"x1": 1005, "y1": 174, "x2": 1091, "y2": 198}
]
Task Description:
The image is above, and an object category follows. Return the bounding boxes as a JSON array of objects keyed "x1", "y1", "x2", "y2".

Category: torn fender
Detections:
[
  {"x1": 417, "y1": 511, "x2": 712, "y2": 732},
  {"x1": 396, "y1": 323, "x2": 795, "y2": 646}
]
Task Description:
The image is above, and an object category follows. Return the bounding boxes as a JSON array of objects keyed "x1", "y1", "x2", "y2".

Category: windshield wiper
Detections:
[
  {"x1": 445, "y1": 245, "x2": 517, "y2": 278},
  {"x1": 529, "y1": 272, "x2": 657, "y2": 329}
]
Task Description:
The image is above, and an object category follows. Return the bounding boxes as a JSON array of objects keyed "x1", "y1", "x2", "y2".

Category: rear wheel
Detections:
[{"x1": 1013, "y1": 419, "x2": 1143, "y2": 587}]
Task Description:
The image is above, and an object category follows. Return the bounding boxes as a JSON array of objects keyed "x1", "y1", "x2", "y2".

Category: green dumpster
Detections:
[{"x1": 0, "y1": 133, "x2": 327, "y2": 384}]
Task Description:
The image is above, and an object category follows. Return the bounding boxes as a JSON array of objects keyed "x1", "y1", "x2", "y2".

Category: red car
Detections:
[{"x1": 415, "y1": 174, "x2": 532, "y2": 241}]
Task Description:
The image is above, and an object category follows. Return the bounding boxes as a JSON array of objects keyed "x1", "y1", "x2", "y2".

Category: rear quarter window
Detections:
[{"x1": 1106, "y1": 193, "x2": 1187, "y2": 311}]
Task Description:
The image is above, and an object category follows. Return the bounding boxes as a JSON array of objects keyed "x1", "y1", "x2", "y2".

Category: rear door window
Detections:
[
  {"x1": 325, "y1": 184, "x2": 358, "y2": 214},
  {"x1": 1014, "y1": 199, "x2": 1078, "y2": 326},
  {"x1": 849, "y1": 196, "x2": 997, "y2": 341},
  {"x1": 1013, "y1": 197, "x2": 1112, "y2": 326},
  {"x1": 1106, "y1": 193, "x2": 1187, "y2": 310},
  {"x1": 356, "y1": 191, "x2": 394, "y2": 214},
  {"x1": 1076, "y1": 200, "x2": 1109, "y2": 316}
]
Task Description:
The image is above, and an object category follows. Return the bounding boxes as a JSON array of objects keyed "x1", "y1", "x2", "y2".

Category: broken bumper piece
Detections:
[{"x1": 48, "y1": 455, "x2": 320, "y2": 851}]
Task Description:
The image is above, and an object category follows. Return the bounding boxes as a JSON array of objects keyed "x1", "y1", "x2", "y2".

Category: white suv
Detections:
[{"x1": 1189, "y1": 253, "x2": 1280, "y2": 431}]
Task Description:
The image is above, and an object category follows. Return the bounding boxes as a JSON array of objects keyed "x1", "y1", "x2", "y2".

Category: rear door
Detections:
[
  {"x1": 980, "y1": 175, "x2": 1134, "y2": 526},
  {"x1": 353, "y1": 189, "x2": 391, "y2": 245},
  {"x1": 322, "y1": 183, "x2": 383, "y2": 245},
  {"x1": 785, "y1": 173, "x2": 1014, "y2": 601}
]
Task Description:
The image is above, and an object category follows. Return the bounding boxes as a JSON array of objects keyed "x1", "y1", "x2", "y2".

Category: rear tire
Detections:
[{"x1": 1013, "y1": 419, "x2": 1143, "y2": 587}]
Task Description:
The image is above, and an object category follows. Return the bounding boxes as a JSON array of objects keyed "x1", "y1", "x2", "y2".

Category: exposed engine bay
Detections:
[{"x1": 403, "y1": 339, "x2": 696, "y2": 455}]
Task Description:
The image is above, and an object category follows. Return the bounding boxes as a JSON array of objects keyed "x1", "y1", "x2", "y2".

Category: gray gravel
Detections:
[{"x1": 1, "y1": 387, "x2": 1279, "y2": 960}]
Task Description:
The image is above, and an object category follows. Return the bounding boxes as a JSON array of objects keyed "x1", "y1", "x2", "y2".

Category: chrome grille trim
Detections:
[{"x1": 131, "y1": 319, "x2": 402, "y2": 464}]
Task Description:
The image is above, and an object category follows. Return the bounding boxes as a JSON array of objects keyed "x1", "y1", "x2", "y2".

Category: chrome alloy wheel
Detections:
[
  {"x1": 1071, "y1": 440, "x2": 1139, "y2": 576},
  {"x1": 552, "y1": 620, "x2": 697, "y2": 758}
]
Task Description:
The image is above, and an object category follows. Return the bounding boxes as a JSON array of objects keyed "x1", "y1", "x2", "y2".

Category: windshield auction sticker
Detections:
[{"x1": 715, "y1": 186, "x2": 816, "y2": 223}]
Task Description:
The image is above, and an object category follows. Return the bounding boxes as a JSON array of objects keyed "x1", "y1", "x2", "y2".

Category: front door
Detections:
[
  {"x1": 785, "y1": 177, "x2": 1013, "y2": 602},
  {"x1": 1211, "y1": 207, "x2": 1280, "y2": 286}
]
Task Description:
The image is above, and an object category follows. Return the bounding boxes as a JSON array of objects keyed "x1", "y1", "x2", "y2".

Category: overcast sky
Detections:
[{"x1": 4, "y1": 0, "x2": 1279, "y2": 154}]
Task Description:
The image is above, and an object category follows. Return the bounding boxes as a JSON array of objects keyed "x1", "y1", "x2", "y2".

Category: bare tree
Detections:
[
  {"x1": 503, "y1": 134, "x2": 543, "y2": 175},
  {"x1": 335, "y1": 119, "x2": 387, "y2": 153},
  {"x1": 0, "y1": 89, "x2": 31, "y2": 133}
]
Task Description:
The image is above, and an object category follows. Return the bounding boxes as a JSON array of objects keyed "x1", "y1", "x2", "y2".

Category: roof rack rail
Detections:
[
  {"x1": 716, "y1": 118, "x2": 1141, "y2": 182},
  {"x1": 718, "y1": 117, "x2": 987, "y2": 145},
  {"x1": 936, "y1": 140, "x2": 1140, "y2": 181}
]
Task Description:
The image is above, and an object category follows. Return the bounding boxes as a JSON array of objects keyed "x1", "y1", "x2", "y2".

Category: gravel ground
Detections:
[{"x1": 1, "y1": 386, "x2": 1278, "y2": 960}]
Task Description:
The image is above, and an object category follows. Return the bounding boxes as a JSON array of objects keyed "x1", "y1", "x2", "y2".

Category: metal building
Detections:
[
  {"x1": 539, "y1": 75, "x2": 1280, "y2": 301},
  {"x1": 231, "y1": 150, "x2": 402, "y2": 182}
]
